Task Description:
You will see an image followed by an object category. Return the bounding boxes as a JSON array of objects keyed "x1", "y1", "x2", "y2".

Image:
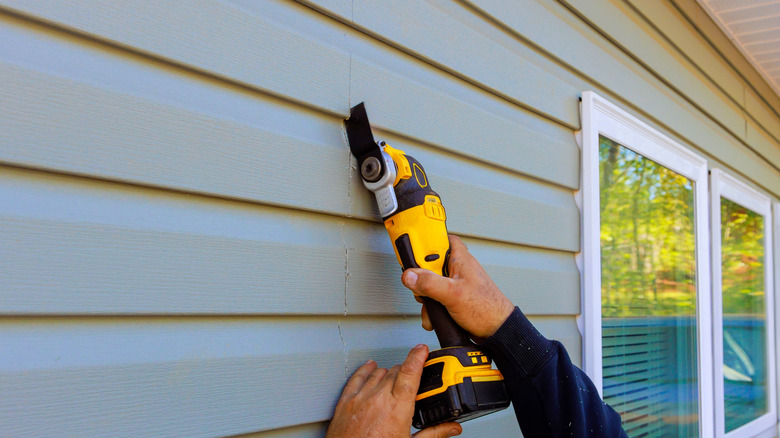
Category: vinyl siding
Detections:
[{"x1": 1, "y1": 1, "x2": 779, "y2": 438}]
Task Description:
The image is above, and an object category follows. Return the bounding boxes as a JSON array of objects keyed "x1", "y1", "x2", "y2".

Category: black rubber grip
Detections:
[
  {"x1": 395, "y1": 234, "x2": 471, "y2": 348},
  {"x1": 423, "y1": 297, "x2": 472, "y2": 348},
  {"x1": 395, "y1": 234, "x2": 419, "y2": 270}
]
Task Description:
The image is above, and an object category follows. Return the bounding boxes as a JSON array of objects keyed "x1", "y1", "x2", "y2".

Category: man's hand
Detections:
[
  {"x1": 326, "y1": 344, "x2": 462, "y2": 438},
  {"x1": 402, "y1": 235, "x2": 514, "y2": 340}
]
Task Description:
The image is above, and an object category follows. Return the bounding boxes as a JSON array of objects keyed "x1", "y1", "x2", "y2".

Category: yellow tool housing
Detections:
[
  {"x1": 376, "y1": 143, "x2": 510, "y2": 429},
  {"x1": 381, "y1": 144, "x2": 450, "y2": 275}
]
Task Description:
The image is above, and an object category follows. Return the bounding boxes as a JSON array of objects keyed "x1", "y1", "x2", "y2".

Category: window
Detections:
[
  {"x1": 599, "y1": 136, "x2": 700, "y2": 436},
  {"x1": 580, "y1": 91, "x2": 714, "y2": 436},
  {"x1": 711, "y1": 169, "x2": 776, "y2": 437},
  {"x1": 580, "y1": 92, "x2": 779, "y2": 437}
]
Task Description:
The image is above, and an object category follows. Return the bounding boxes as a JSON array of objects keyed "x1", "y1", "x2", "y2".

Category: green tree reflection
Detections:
[
  {"x1": 599, "y1": 136, "x2": 699, "y2": 437},
  {"x1": 599, "y1": 136, "x2": 696, "y2": 318},
  {"x1": 721, "y1": 198, "x2": 764, "y2": 316},
  {"x1": 720, "y1": 198, "x2": 766, "y2": 432}
]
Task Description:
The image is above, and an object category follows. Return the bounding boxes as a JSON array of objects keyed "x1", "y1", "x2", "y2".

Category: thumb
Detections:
[
  {"x1": 402, "y1": 269, "x2": 457, "y2": 305},
  {"x1": 412, "y1": 422, "x2": 462, "y2": 438}
]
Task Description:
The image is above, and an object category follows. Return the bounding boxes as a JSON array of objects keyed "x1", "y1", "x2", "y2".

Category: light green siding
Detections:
[{"x1": 1, "y1": 0, "x2": 778, "y2": 436}]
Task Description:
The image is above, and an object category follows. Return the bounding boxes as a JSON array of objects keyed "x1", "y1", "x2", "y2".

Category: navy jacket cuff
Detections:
[{"x1": 481, "y1": 306, "x2": 556, "y2": 379}]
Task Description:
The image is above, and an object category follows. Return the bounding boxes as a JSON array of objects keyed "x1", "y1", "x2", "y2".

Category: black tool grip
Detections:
[
  {"x1": 422, "y1": 297, "x2": 472, "y2": 348},
  {"x1": 396, "y1": 234, "x2": 472, "y2": 348}
]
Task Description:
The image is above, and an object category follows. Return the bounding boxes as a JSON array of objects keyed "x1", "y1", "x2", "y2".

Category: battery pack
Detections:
[{"x1": 413, "y1": 346, "x2": 511, "y2": 429}]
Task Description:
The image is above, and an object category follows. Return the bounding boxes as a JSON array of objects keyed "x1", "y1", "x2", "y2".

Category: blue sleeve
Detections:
[{"x1": 481, "y1": 307, "x2": 627, "y2": 437}]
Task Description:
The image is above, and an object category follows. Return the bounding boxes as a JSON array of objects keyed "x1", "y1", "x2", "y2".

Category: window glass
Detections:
[
  {"x1": 599, "y1": 135, "x2": 698, "y2": 437},
  {"x1": 720, "y1": 198, "x2": 767, "y2": 432}
]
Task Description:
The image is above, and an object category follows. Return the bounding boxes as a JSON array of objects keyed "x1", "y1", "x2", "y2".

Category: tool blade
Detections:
[{"x1": 345, "y1": 102, "x2": 378, "y2": 159}]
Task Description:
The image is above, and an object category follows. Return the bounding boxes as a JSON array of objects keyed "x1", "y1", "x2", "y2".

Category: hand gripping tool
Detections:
[{"x1": 345, "y1": 103, "x2": 510, "y2": 429}]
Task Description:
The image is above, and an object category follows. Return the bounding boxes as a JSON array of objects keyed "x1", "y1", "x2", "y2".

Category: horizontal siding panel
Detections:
[
  {"x1": 466, "y1": 239, "x2": 580, "y2": 315},
  {"x1": 281, "y1": 0, "x2": 580, "y2": 190},
  {"x1": 1, "y1": 3, "x2": 591, "y2": 438},
  {"x1": 240, "y1": 423, "x2": 328, "y2": 438},
  {"x1": 559, "y1": 0, "x2": 745, "y2": 140},
  {"x1": 0, "y1": 167, "x2": 350, "y2": 315},
  {"x1": 0, "y1": 15, "x2": 579, "y2": 252},
  {"x1": 623, "y1": 0, "x2": 744, "y2": 107},
  {"x1": 669, "y1": 0, "x2": 780, "y2": 114},
  {"x1": 1, "y1": 167, "x2": 577, "y2": 315},
  {"x1": 459, "y1": 408, "x2": 521, "y2": 436},
  {"x1": 0, "y1": 316, "x2": 447, "y2": 437},
  {"x1": 298, "y1": 0, "x2": 350, "y2": 20},
  {"x1": 348, "y1": 231, "x2": 580, "y2": 313},
  {"x1": 350, "y1": 236, "x2": 580, "y2": 316},
  {"x1": 299, "y1": 0, "x2": 584, "y2": 127},
  {"x1": 0, "y1": 317, "x2": 346, "y2": 437},
  {"x1": 0, "y1": 0, "x2": 350, "y2": 112},
  {"x1": 467, "y1": 0, "x2": 780, "y2": 197},
  {"x1": 1, "y1": 0, "x2": 583, "y2": 193},
  {"x1": 747, "y1": 88, "x2": 780, "y2": 145},
  {"x1": 349, "y1": 54, "x2": 579, "y2": 189},
  {"x1": 246, "y1": 406, "x2": 523, "y2": 437},
  {"x1": 339, "y1": 318, "x2": 439, "y2": 370},
  {"x1": 0, "y1": 17, "x2": 350, "y2": 215},
  {"x1": 746, "y1": 119, "x2": 780, "y2": 174}
]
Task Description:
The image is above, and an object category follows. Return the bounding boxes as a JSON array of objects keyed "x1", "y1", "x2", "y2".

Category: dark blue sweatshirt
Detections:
[{"x1": 482, "y1": 307, "x2": 627, "y2": 437}]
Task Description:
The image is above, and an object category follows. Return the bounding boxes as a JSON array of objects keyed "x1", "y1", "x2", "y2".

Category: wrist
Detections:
[{"x1": 485, "y1": 299, "x2": 515, "y2": 338}]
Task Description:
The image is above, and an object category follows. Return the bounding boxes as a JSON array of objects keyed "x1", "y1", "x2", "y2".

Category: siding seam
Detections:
[
  {"x1": 340, "y1": 222, "x2": 350, "y2": 317},
  {"x1": 338, "y1": 321, "x2": 348, "y2": 378},
  {"x1": 339, "y1": 221, "x2": 350, "y2": 378}
]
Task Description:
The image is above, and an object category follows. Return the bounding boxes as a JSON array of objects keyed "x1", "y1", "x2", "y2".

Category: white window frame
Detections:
[
  {"x1": 711, "y1": 169, "x2": 777, "y2": 438},
  {"x1": 775, "y1": 202, "x2": 780, "y2": 438},
  {"x1": 578, "y1": 91, "x2": 714, "y2": 437}
]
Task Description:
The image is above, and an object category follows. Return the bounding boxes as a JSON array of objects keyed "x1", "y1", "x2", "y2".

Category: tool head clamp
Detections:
[{"x1": 346, "y1": 103, "x2": 399, "y2": 217}]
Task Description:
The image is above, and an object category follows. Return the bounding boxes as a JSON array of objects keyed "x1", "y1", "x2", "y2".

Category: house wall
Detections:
[{"x1": 0, "y1": 0, "x2": 778, "y2": 437}]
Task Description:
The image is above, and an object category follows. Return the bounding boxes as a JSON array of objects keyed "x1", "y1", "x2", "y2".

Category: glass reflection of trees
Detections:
[
  {"x1": 599, "y1": 136, "x2": 696, "y2": 318},
  {"x1": 721, "y1": 198, "x2": 766, "y2": 432},
  {"x1": 599, "y1": 136, "x2": 699, "y2": 438},
  {"x1": 721, "y1": 199, "x2": 764, "y2": 317}
]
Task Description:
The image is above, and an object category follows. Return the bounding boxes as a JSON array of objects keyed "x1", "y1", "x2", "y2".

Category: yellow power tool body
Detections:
[{"x1": 345, "y1": 103, "x2": 510, "y2": 429}]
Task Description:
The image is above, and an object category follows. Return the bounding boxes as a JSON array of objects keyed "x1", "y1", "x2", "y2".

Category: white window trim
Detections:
[
  {"x1": 578, "y1": 91, "x2": 714, "y2": 437},
  {"x1": 775, "y1": 202, "x2": 780, "y2": 438},
  {"x1": 711, "y1": 169, "x2": 777, "y2": 438}
]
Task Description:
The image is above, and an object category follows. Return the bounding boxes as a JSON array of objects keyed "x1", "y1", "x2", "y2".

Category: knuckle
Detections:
[
  {"x1": 396, "y1": 381, "x2": 414, "y2": 395},
  {"x1": 400, "y1": 361, "x2": 417, "y2": 376},
  {"x1": 416, "y1": 274, "x2": 431, "y2": 292},
  {"x1": 368, "y1": 367, "x2": 386, "y2": 381},
  {"x1": 449, "y1": 282, "x2": 463, "y2": 298}
]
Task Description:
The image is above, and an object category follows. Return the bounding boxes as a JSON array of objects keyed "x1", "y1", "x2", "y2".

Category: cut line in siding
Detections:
[{"x1": 297, "y1": 0, "x2": 584, "y2": 128}]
